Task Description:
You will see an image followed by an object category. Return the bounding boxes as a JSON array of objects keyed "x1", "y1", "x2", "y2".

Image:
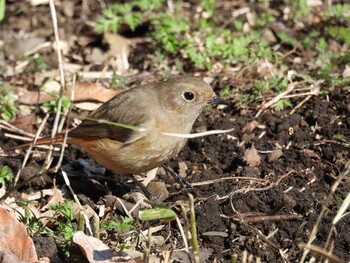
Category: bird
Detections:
[{"x1": 18, "y1": 76, "x2": 225, "y2": 181}]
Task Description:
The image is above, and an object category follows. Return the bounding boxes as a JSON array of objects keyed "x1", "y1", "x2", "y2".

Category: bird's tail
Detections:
[{"x1": 14, "y1": 134, "x2": 66, "y2": 149}]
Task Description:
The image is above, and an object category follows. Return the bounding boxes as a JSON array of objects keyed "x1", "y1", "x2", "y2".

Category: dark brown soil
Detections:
[
  {"x1": 170, "y1": 88, "x2": 350, "y2": 261},
  {"x1": 1, "y1": 1, "x2": 350, "y2": 262}
]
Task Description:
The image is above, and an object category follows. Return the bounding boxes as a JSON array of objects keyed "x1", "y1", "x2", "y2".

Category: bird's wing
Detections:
[{"x1": 69, "y1": 88, "x2": 151, "y2": 143}]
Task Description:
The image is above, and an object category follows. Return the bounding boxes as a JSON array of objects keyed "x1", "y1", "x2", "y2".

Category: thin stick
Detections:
[
  {"x1": 191, "y1": 176, "x2": 265, "y2": 187},
  {"x1": 290, "y1": 95, "x2": 312, "y2": 115},
  {"x1": 0, "y1": 116, "x2": 52, "y2": 201},
  {"x1": 49, "y1": 0, "x2": 65, "y2": 89},
  {"x1": 49, "y1": 0, "x2": 65, "y2": 144},
  {"x1": 23, "y1": 42, "x2": 52, "y2": 57},
  {"x1": 161, "y1": 128, "x2": 234, "y2": 138},
  {"x1": 0, "y1": 120, "x2": 36, "y2": 138},
  {"x1": 3, "y1": 133, "x2": 33, "y2": 142},
  {"x1": 13, "y1": 113, "x2": 50, "y2": 186},
  {"x1": 50, "y1": 75, "x2": 76, "y2": 173},
  {"x1": 298, "y1": 243, "x2": 345, "y2": 263},
  {"x1": 61, "y1": 169, "x2": 93, "y2": 236},
  {"x1": 256, "y1": 81, "x2": 295, "y2": 117},
  {"x1": 176, "y1": 216, "x2": 189, "y2": 253}
]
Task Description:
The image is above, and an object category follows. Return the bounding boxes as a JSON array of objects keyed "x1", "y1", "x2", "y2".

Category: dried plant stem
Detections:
[
  {"x1": 256, "y1": 82, "x2": 295, "y2": 117},
  {"x1": 49, "y1": 0, "x2": 65, "y2": 89},
  {"x1": 162, "y1": 251, "x2": 171, "y2": 263},
  {"x1": 0, "y1": 120, "x2": 35, "y2": 138},
  {"x1": 191, "y1": 176, "x2": 265, "y2": 187},
  {"x1": 242, "y1": 250, "x2": 247, "y2": 263},
  {"x1": 298, "y1": 243, "x2": 345, "y2": 263},
  {"x1": 50, "y1": 75, "x2": 76, "y2": 173},
  {"x1": 3, "y1": 133, "x2": 33, "y2": 142},
  {"x1": 13, "y1": 113, "x2": 50, "y2": 186},
  {"x1": 161, "y1": 128, "x2": 234, "y2": 138},
  {"x1": 175, "y1": 216, "x2": 189, "y2": 253},
  {"x1": 49, "y1": 0, "x2": 66, "y2": 168},
  {"x1": 290, "y1": 94, "x2": 312, "y2": 115},
  {"x1": 61, "y1": 169, "x2": 93, "y2": 236}
]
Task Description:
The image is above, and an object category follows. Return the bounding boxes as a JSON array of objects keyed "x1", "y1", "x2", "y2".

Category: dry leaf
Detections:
[
  {"x1": 10, "y1": 114, "x2": 37, "y2": 134},
  {"x1": 147, "y1": 182, "x2": 169, "y2": 202},
  {"x1": 21, "y1": 189, "x2": 54, "y2": 202},
  {"x1": 243, "y1": 145, "x2": 261, "y2": 167},
  {"x1": 18, "y1": 82, "x2": 123, "y2": 105},
  {"x1": 73, "y1": 231, "x2": 113, "y2": 263},
  {"x1": 74, "y1": 102, "x2": 102, "y2": 111},
  {"x1": 71, "y1": 204, "x2": 97, "y2": 221},
  {"x1": 112, "y1": 197, "x2": 140, "y2": 218},
  {"x1": 303, "y1": 149, "x2": 321, "y2": 159},
  {"x1": 0, "y1": 205, "x2": 38, "y2": 262},
  {"x1": 243, "y1": 120, "x2": 260, "y2": 133},
  {"x1": 142, "y1": 167, "x2": 158, "y2": 186},
  {"x1": 178, "y1": 161, "x2": 188, "y2": 178},
  {"x1": 111, "y1": 248, "x2": 143, "y2": 262},
  {"x1": 267, "y1": 149, "x2": 283, "y2": 162},
  {"x1": 66, "y1": 82, "x2": 122, "y2": 102},
  {"x1": 18, "y1": 91, "x2": 54, "y2": 104},
  {"x1": 123, "y1": 192, "x2": 151, "y2": 209},
  {"x1": 41, "y1": 188, "x2": 65, "y2": 211}
]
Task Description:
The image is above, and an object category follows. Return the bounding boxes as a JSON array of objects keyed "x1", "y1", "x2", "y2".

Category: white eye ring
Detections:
[{"x1": 181, "y1": 92, "x2": 195, "y2": 102}]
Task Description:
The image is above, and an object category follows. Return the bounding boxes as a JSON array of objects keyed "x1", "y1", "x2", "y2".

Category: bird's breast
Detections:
[{"x1": 79, "y1": 133, "x2": 187, "y2": 174}]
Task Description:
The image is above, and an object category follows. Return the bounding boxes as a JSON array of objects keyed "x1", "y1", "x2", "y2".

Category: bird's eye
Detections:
[{"x1": 181, "y1": 92, "x2": 195, "y2": 102}]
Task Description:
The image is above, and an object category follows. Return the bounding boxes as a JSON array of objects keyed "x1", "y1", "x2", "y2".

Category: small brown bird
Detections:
[{"x1": 20, "y1": 76, "x2": 224, "y2": 176}]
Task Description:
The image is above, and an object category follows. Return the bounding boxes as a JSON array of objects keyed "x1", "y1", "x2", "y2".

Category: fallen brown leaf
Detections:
[
  {"x1": 18, "y1": 91, "x2": 53, "y2": 105},
  {"x1": 65, "y1": 82, "x2": 123, "y2": 102},
  {"x1": 73, "y1": 231, "x2": 113, "y2": 263},
  {"x1": 0, "y1": 205, "x2": 38, "y2": 262},
  {"x1": 18, "y1": 82, "x2": 123, "y2": 106},
  {"x1": 243, "y1": 145, "x2": 262, "y2": 167},
  {"x1": 42, "y1": 187, "x2": 65, "y2": 211},
  {"x1": 10, "y1": 114, "x2": 37, "y2": 134},
  {"x1": 267, "y1": 149, "x2": 283, "y2": 162},
  {"x1": 147, "y1": 181, "x2": 169, "y2": 202},
  {"x1": 243, "y1": 120, "x2": 260, "y2": 133},
  {"x1": 302, "y1": 149, "x2": 321, "y2": 159},
  {"x1": 74, "y1": 102, "x2": 102, "y2": 111}
]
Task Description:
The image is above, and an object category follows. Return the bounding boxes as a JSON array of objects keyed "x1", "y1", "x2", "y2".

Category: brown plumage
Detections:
[{"x1": 19, "y1": 77, "x2": 220, "y2": 174}]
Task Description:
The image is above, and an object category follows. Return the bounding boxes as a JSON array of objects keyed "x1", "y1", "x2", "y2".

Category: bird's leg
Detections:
[
  {"x1": 162, "y1": 165, "x2": 191, "y2": 187},
  {"x1": 129, "y1": 175, "x2": 157, "y2": 201},
  {"x1": 76, "y1": 159, "x2": 157, "y2": 200}
]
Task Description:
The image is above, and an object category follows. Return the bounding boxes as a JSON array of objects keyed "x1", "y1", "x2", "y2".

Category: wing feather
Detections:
[{"x1": 69, "y1": 87, "x2": 153, "y2": 143}]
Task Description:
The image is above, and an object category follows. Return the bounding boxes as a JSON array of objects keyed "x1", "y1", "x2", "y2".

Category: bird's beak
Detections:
[{"x1": 209, "y1": 96, "x2": 229, "y2": 105}]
